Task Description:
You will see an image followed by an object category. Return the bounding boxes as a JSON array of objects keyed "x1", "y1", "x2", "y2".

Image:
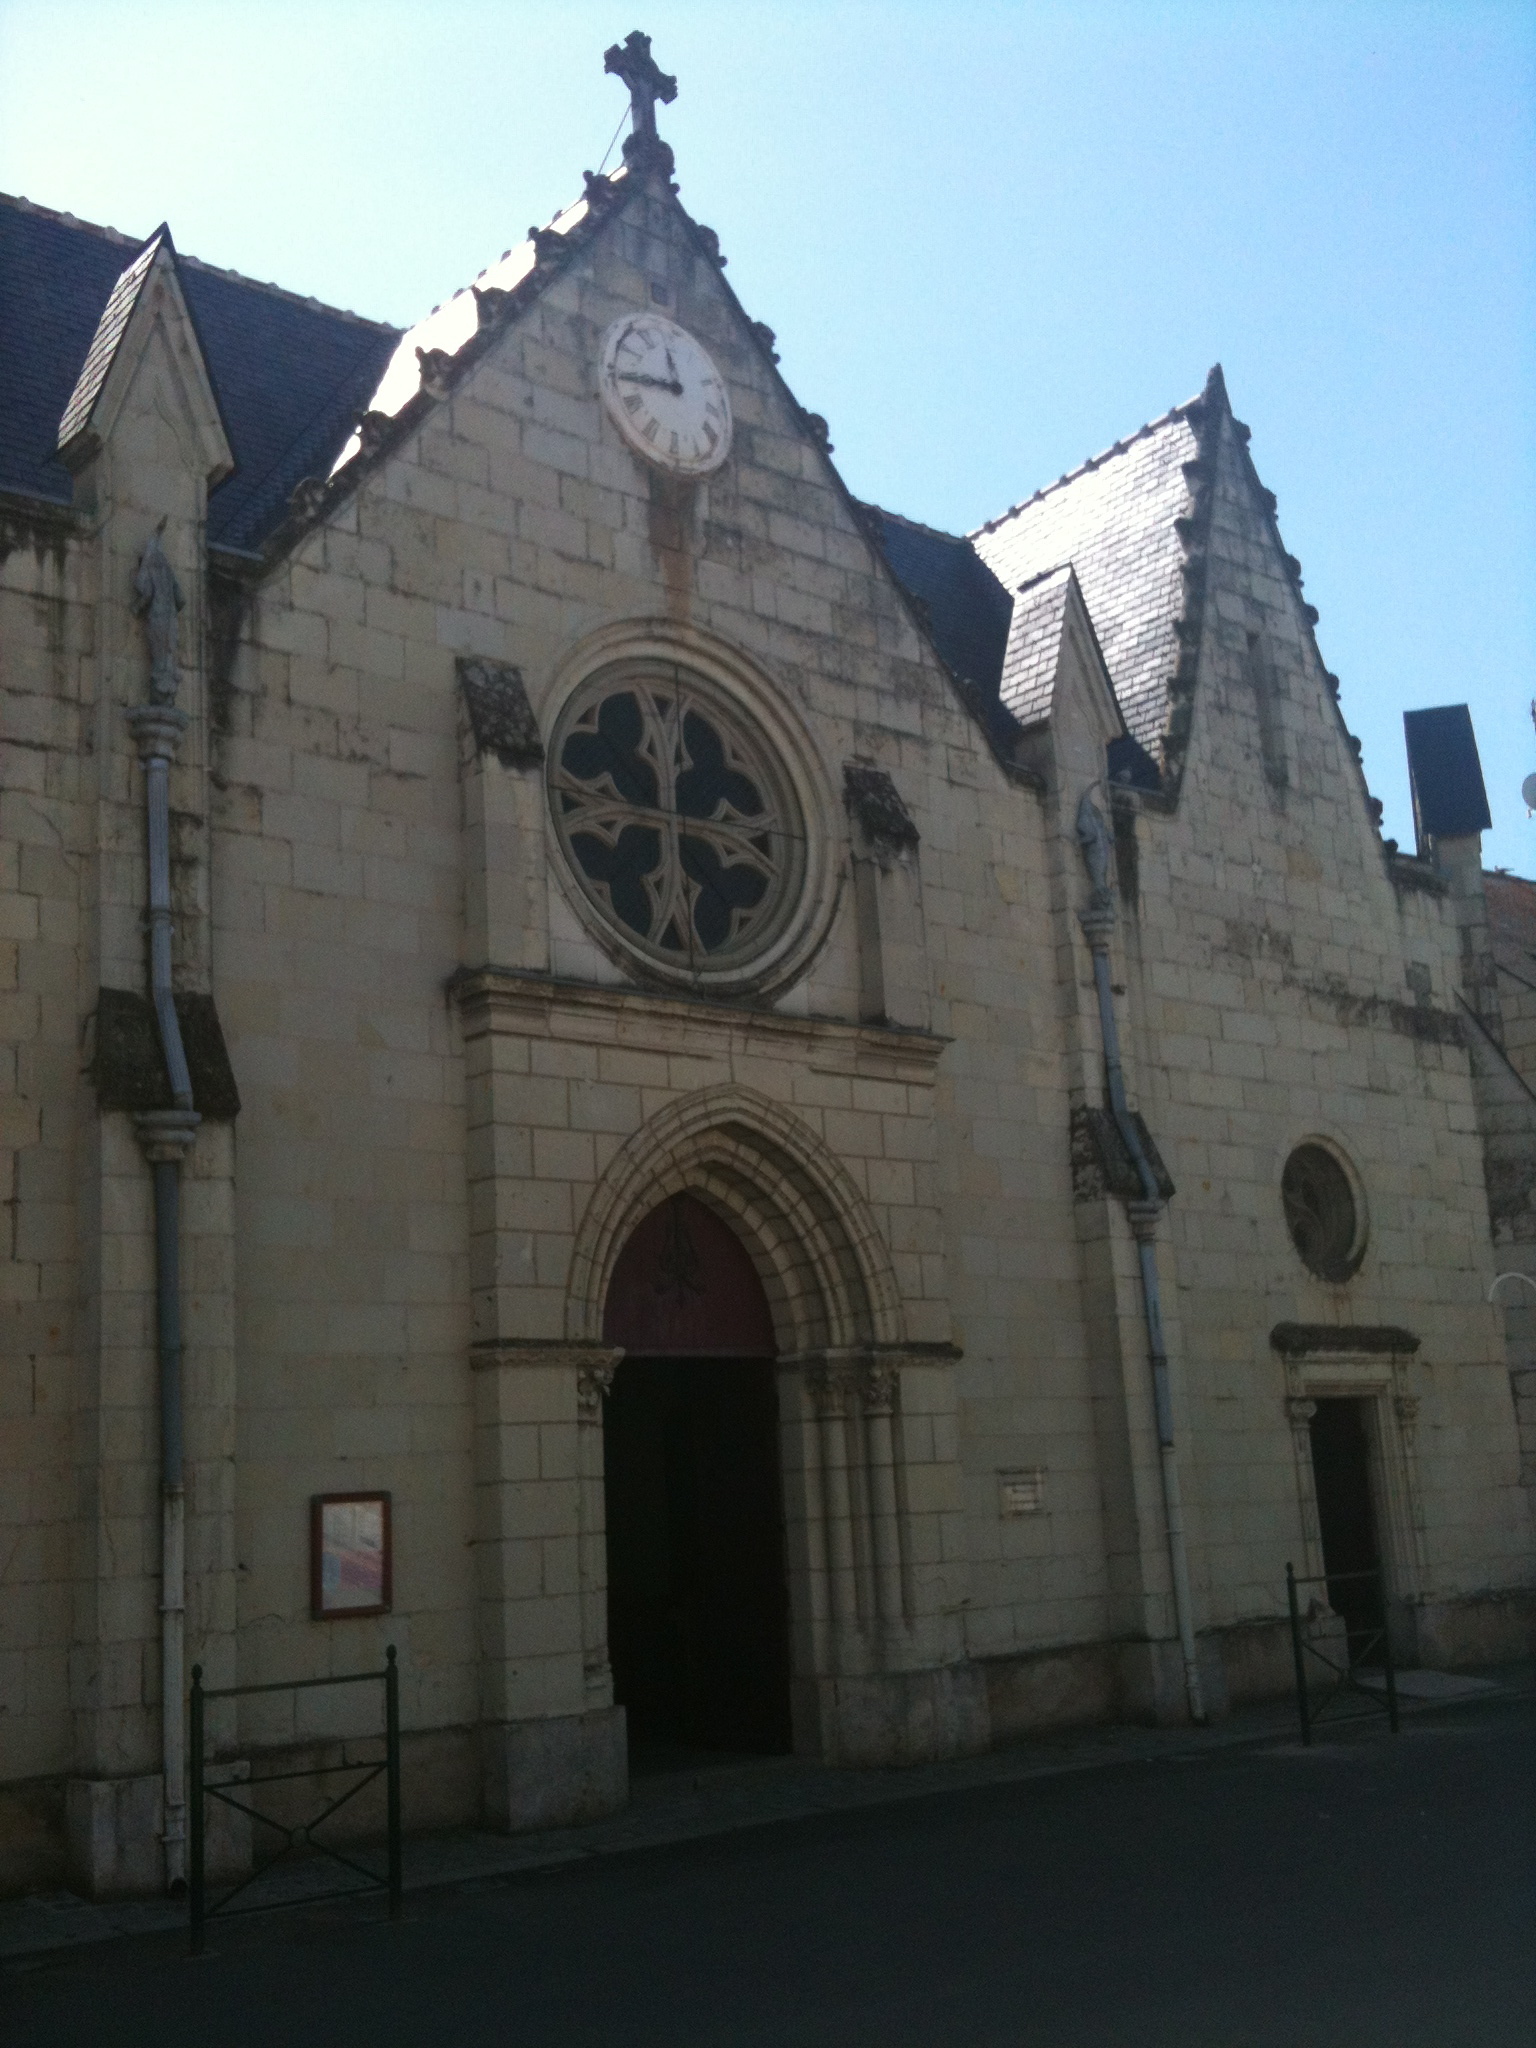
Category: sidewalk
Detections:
[{"x1": 4, "y1": 1662, "x2": 1526, "y2": 1965}]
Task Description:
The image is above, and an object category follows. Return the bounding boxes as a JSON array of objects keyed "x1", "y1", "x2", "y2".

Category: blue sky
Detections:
[{"x1": 3, "y1": 1, "x2": 1532, "y2": 867}]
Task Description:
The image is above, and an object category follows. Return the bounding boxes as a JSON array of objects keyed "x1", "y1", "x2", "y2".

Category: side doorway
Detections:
[{"x1": 1308, "y1": 1397, "x2": 1388, "y2": 1661}]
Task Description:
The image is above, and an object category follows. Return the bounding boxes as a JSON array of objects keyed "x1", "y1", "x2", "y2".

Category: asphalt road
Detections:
[{"x1": 6, "y1": 1697, "x2": 1533, "y2": 2047}]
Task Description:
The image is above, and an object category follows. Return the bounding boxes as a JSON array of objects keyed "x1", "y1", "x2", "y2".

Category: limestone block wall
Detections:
[
  {"x1": 0, "y1": 520, "x2": 90, "y2": 1791},
  {"x1": 11, "y1": 158, "x2": 1533, "y2": 1877},
  {"x1": 1460, "y1": 878, "x2": 1536, "y2": 1505},
  {"x1": 205, "y1": 179, "x2": 1111, "y2": 1747},
  {"x1": 1, "y1": 253, "x2": 249, "y2": 1909},
  {"x1": 1111, "y1": 405, "x2": 1534, "y2": 1670},
  {"x1": 211, "y1": 534, "x2": 476, "y2": 1737},
  {"x1": 2, "y1": 291, "x2": 236, "y2": 1838}
]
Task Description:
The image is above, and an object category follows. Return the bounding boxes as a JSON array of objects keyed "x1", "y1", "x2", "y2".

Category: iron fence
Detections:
[
  {"x1": 1285, "y1": 1562, "x2": 1399, "y2": 1745},
  {"x1": 188, "y1": 1645, "x2": 401, "y2": 1953}
]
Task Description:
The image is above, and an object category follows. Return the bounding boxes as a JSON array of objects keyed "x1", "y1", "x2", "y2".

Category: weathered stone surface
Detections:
[
  {"x1": 2, "y1": 139, "x2": 1532, "y2": 1898},
  {"x1": 91, "y1": 988, "x2": 241, "y2": 1118},
  {"x1": 458, "y1": 655, "x2": 544, "y2": 769},
  {"x1": 480, "y1": 1706, "x2": 628, "y2": 1832}
]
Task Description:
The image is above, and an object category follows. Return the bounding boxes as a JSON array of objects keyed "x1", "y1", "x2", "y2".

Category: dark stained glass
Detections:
[
  {"x1": 1282, "y1": 1144, "x2": 1361, "y2": 1282},
  {"x1": 567, "y1": 821, "x2": 663, "y2": 940},
  {"x1": 558, "y1": 691, "x2": 658, "y2": 808},
  {"x1": 676, "y1": 710, "x2": 763, "y2": 820}
]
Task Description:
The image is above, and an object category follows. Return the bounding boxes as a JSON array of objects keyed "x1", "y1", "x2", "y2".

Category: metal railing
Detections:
[
  {"x1": 1285, "y1": 1563, "x2": 1399, "y2": 1745},
  {"x1": 188, "y1": 1646, "x2": 401, "y2": 1953}
]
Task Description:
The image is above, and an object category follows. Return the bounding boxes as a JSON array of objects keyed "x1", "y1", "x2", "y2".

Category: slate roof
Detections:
[
  {"x1": 56, "y1": 228, "x2": 164, "y2": 455},
  {"x1": 859, "y1": 506, "x2": 1015, "y2": 695},
  {"x1": 0, "y1": 194, "x2": 400, "y2": 553},
  {"x1": 6, "y1": 182, "x2": 1214, "y2": 773},
  {"x1": 997, "y1": 565, "x2": 1074, "y2": 728},
  {"x1": 971, "y1": 405, "x2": 1200, "y2": 751},
  {"x1": 1403, "y1": 704, "x2": 1493, "y2": 847}
]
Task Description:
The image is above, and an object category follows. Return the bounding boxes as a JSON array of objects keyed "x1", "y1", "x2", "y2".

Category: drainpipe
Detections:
[
  {"x1": 127, "y1": 527, "x2": 200, "y2": 1893},
  {"x1": 1076, "y1": 789, "x2": 1205, "y2": 1724}
]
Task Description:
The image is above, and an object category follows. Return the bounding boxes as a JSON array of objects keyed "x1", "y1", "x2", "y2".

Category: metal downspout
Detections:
[
  {"x1": 127, "y1": 528, "x2": 200, "y2": 1893},
  {"x1": 1075, "y1": 790, "x2": 1205, "y2": 1723}
]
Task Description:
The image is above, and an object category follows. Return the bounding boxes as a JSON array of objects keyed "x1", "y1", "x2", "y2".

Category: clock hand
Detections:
[{"x1": 617, "y1": 371, "x2": 684, "y2": 395}]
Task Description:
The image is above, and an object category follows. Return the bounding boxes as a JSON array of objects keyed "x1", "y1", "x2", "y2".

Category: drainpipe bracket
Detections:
[
  {"x1": 125, "y1": 703, "x2": 190, "y2": 764},
  {"x1": 134, "y1": 1107, "x2": 201, "y2": 1164},
  {"x1": 1126, "y1": 1197, "x2": 1162, "y2": 1240},
  {"x1": 1078, "y1": 901, "x2": 1117, "y2": 952}
]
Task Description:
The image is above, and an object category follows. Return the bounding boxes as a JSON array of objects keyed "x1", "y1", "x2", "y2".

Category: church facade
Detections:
[{"x1": 3, "y1": 40, "x2": 1533, "y2": 1897}]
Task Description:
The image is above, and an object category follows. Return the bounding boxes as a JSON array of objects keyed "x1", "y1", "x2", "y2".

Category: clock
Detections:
[{"x1": 598, "y1": 313, "x2": 733, "y2": 477}]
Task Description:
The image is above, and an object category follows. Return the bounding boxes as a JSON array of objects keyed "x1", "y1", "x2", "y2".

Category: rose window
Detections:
[
  {"x1": 1281, "y1": 1143, "x2": 1364, "y2": 1282},
  {"x1": 549, "y1": 669, "x2": 805, "y2": 978}
]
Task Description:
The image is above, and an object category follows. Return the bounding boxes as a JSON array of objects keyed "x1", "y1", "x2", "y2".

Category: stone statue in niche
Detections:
[
  {"x1": 1075, "y1": 786, "x2": 1115, "y2": 913},
  {"x1": 133, "y1": 522, "x2": 184, "y2": 703}
]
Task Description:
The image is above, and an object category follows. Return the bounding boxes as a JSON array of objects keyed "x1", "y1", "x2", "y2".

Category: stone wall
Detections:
[
  {"x1": 205, "y1": 181, "x2": 1084, "y2": 1779},
  {"x1": 3, "y1": 164, "x2": 1533, "y2": 1894},
  {"x1": 1115, "y1": 405, "x2": 1533, "y2": 1675}
]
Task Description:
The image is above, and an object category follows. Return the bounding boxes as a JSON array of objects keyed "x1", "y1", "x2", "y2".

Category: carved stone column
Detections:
[
  {"x1": 1383, "y1": 1390, "x2": 1430, "y2": 1659},
  {"x1": 1382, "y1": 1391, "x2": 1429, "y2": 1587},
  {"x1": 862, "y1": 1360, "x2": 909, "y2": 1636},
  {"x1": 1394, "y1": 1393, "x2": 1426, "y2": 1539},
  {"x1": 780, "y1": 1345, "x2": 985, "y2": 1766},
  {"x1": 576, "y1": 1360, "x2": 618, "y2": 1705},
  {"x1": 807, "y1": 1358, "x2": 863, "y2": 1655},
  {"x1": 1285, "y1": 1396, "x2": 1323, "y2": 1580},
  {"x1": 470, "y1": 1339, "x2": 626, "y2": 1832}
]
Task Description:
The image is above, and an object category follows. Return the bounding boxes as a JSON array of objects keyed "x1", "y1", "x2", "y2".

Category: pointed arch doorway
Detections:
[{"x1": 602, "y1": 1193, "x2": 793, "y2": 1763}]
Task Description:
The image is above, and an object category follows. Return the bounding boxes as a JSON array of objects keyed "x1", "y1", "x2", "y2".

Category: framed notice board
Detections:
[{"x1": 310, "y1": 1492, "x2": 392, "y2": 1619}]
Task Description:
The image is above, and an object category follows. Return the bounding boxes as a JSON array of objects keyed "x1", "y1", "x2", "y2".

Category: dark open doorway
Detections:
[
  {"x1": 602, "y1": 1194, "x2": 793, "y2": 1764},
  {"x1": 1308, "y1": 1397, "x2": 1388, "y2": 1661}
]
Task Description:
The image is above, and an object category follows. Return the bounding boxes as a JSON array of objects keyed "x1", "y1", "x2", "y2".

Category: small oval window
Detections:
[{"x1": 1281, "y1": 1144, "x2": 1363, "y2": 1282}]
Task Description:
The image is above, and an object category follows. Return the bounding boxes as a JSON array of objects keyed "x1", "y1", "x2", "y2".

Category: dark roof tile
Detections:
[
  {"x1": 56, "y1": 227, "x2": 164, "y2": 455},
  {"x1": 997, "y1": 565, "x2": 1072, "y2": 728},
  {"x1": 859, "y1": 505, "x2": 1014, "y2": 695},
  {"x1": 1, "y1": 193, "x2": 400, "y2": 551},
  {"x1": 971, "y1": 404, "x2": 1199, "y2": 751}
]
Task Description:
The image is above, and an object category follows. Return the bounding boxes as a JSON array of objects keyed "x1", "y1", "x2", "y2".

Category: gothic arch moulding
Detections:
[{"x1": 566, "y1": 1084, "x2": 905, "y2": 1355}]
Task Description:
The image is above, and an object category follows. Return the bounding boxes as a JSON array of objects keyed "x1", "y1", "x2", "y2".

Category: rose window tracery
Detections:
[
  {"x1": 549, "y1": 668, "x2": 805, "y2": 978},
  {"x1": 1281, "y1": 1143, "x2": 1364, "y2": 1282}
]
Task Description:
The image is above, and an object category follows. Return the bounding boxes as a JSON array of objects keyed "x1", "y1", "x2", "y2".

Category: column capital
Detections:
[
  {"x1": 803, "y1": 1358, "x2": 862, "y2": 1417},
  {"x1": 576, "y1": 1362, "x2": 617, "y2": 1419},
  {"x1": 783, "y1": 1348, "x2": 935, "y2": 1416},
  {"x1": 470, "y1": 1338, "x2": 624, "y2": 1376},
  {"x1": 863, "y1": 1361, "x2": 899, "y2": 1416}
]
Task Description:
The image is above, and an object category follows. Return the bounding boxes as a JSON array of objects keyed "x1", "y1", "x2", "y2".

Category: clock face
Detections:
[{"x1": 598, "y1": 313, "x2": 733, "y2": 477}]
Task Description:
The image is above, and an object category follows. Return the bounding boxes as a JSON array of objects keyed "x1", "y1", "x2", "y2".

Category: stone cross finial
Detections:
[
  {"x1": 604, "y1": 30, "x2": 677, "y2": 166},
  {"x1": 133, "y1": 521, "x2": 184, "y2": 704}
]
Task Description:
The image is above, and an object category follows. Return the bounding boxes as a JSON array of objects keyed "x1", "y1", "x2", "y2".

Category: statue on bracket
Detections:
[
  {"x1": 133, "y1": 521, "x2": 184, "y2": 703},
  {"x1": 1075, "y1": 785, "x2": 1115, "y2": 915}
]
